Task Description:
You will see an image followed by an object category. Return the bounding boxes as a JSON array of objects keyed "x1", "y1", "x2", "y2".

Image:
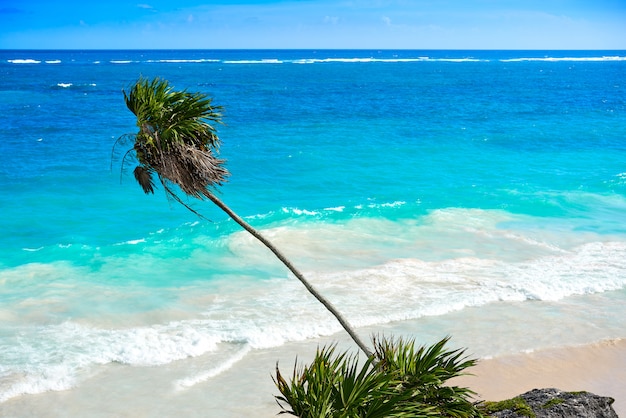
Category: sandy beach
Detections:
[
  {"x1": 0, "y1": 334, "x2": 624, "y2": 417},
  {"x1": 453, "y1": 338, "x2": 626, "y2": 416}
]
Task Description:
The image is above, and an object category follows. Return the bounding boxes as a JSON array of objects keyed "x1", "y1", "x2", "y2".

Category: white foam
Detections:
[
  {"x1": 45, "y1": 60, "x2": 61, "y2": 64},
  {"x1": 173, "y1": 345, "x2": 251, "y2": 390},
  {"x1": 223, "y1": 59, "x2": 283, "y2": 64},
  {"x1": 262, "y1": 199, "x2": 410, "y2": 218},
  {"x1": 292, "y1": 59, "x2": 318, "y2": 64},
  {"x1": 289, "y1": 57, "x2": 486, "y2": 64},
  {"x1": 431, "y1": 58, "x2": 484, "y2": 62},
  {"x1": 199, "y1": 229, "x2": 626, "y2": 348},
  {"x1": 331, "y1": 241, "x2": 626, "y2": 322},
  {"x1": 215, "y1": 207, "x2": 626, "y2": 326},
  {"x1": 0, "y1": 320, "x2": 223, "y2": 401},
  {"x1": 115, "y1": 238, "x2": 146, "y2": 245},
  {"x1": 151, "y1": 59, "x2": 220, "y2": 63},
  {"x1": 282, "y1": 207, "x2": 320, "y2": 216},
  {"x1": 57, "y1": 83, "x2": 72, "y2": 88},
  {"x1": 0, "y1": 365, "x2": 77, "y2": 403},
  {"x1": 377, "y1": 200, "x2": 406, "y2": 208},
  {"x1": 22, "y1": 247, "x2": 44, "y2": 252},
  {"x1": 104, "y1": 323, "x2": 220, "y2": 365},
  {"x1": 320, "y1": 58, "x2": 378, "y2": 63},
  {"x1": 8, "y1": 59, "x2": 41, "y2": 64},
  {"x1": 283, "y1": 55, "x2": 624, "y2": 65},
  {"x1": 2, "y1": 207, "x2": 625, "y2": 403},
  {"x1": 501, "y1": 56, "x2": 626, "y2": 62}
]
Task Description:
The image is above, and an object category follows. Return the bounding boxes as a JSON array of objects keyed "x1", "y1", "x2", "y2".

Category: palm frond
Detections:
[
  {"x1": 274, "y1": 337, "x2": 483, "y2": 418},
  {"x1": 123, "y1": 76, "x2": 223, "y2": 151},
  {"x1": 372, "y1": 335, "x2": 483, "y2": 418},
  {"x1": 110, "y1": 133, "x2": 137, "y2": 171},
  {"x1": 133, "y1": 165, "x2": 155, "y2": 194},
  {"x1": 161, "y1": 181, "x2": 211, "y2": 221},
  {"x1": 120, "y1": 77, "x2": 229, "y2": 199}
]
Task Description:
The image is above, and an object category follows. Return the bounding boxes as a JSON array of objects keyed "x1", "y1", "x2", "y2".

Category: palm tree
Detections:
[{"x1": 114, "y1": 77, "x2": 373, "y2": 357}]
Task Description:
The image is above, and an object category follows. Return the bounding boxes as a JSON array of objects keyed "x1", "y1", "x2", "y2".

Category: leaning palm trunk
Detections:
[
  {"x1": 116, "y1": 77, "x2": 373, "y2": 358},
  {"x1": 204, "y1": 191, "x2": 373, "y2": 357}
]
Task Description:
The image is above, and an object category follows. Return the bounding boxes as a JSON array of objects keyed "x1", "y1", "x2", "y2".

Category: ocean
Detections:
[{"x1": 1, "y1": 49, "x2": 625, "y2": 416}]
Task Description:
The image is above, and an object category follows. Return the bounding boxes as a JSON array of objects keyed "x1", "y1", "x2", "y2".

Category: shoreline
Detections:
[
  {"x1": 453, "y1": 338, "x2": 626, "y2": 416},
  {"x1": 0, "y1": 335, "x2": 624, "y2": 416}
]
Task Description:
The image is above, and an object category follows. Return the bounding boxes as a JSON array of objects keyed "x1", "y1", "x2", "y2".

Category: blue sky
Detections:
[{"x1": 1, "y1": 0, "x2": 625, "y2": 49}]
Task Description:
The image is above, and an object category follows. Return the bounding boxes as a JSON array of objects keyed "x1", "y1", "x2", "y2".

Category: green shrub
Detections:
[{"x1": 274, "y1": 336, "x2": 485, "y2": 417}]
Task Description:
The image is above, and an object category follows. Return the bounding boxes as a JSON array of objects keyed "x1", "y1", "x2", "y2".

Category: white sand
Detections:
[{"x1": 453, "y1": 338, "x2": 626, "y2": 416}]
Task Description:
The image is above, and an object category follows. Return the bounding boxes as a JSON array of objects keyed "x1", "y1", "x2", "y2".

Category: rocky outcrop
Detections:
[{"x1": 483, "y1": 388, "x2": 618, "y2": 418}]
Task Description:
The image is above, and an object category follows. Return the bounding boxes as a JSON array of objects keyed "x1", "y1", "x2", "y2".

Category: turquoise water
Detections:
[{"x1": 1, "y1": 50, "x2": 625, "y2": 410}]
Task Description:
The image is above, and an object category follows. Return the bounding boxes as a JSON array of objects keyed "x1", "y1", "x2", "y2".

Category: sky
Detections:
[{"x1": 1, "y1": 0, "x2": 625, "y2": 50}]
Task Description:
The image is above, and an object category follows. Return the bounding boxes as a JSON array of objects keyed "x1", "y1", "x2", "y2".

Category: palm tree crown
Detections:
[{"x1": 121, "y1": 77, "x2": 229, "y2": 200}]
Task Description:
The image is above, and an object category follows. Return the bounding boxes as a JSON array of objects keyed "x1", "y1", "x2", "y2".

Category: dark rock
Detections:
[{"x1": 484, "y1": 388, "x2": 619, "y2": 418}]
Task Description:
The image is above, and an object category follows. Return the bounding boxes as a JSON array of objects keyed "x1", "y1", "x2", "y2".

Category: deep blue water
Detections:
[{"x1": 0, "y1": 50, "x2": 625, "y2": 405}]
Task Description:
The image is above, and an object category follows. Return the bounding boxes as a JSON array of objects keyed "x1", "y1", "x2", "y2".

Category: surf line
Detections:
[{"x1": 173, "y1": 345, "x2": 251, "y2": 391}]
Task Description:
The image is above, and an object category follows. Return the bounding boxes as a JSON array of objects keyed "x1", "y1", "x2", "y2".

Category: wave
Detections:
[
  {"x1": 5, "y1": 56, "x2": 481, "y2": 66},
  {"x1": 0, "y1": 364, "x2": 77, "y2": 403},
  {"x1": 275, "y1": 200, "x2": 408, "y2": 217},
  {"x1": 6, "y1": 53, "x2": 625, "y2": 67},
  {"x1": 293, "y1": 57, "x2": 429, "y2": 63},
  {"x1": 50, "y1": 82, "x2": 98, "y2": 92},
  {"x1": 114, "y1": 238, "x2": 146, "y2": 245},
  {"x1": 7, "y1": 59, "x2": 41, "y2": 64},
  {"x1": 223, "y1": 57, "x2": 487, "y2": 64},
  {"x1": 21, "y1": 247, "x2": 44, "y2": 252},
  {"x1": 232, "y1": 200, "x2": 411, "y2": 224},
  {"x1": 342, "y1": 240, "x2": 626, "y2": 322},
  {"x1": 223, "y1": 59, "x2": 284, "y2": 64},
  {"x1": 500, "y1": 56, "x2": 626, "y2": 62},
  {"x1": 173, "y1": 344, "x2": 251, "y2": 391},
  {"x1": 147, "y1": 59, "x2": 221, "y2": 63},
  {"x1": 0, "y1": 320, "x2": 222, "y2": 402},
  {"x1": 1, "y1": 240, "x2": 625, "y2": 402},
  {"x1": 288, "y1": 55, "x2": 625, "y2": 64},
  {"x1": 281, "y1": 207, "x2": 320, "y2": 216},
  {"x1": 6, "y1": 59, "x2": 62, "y2": 64},
  {"x1": 2, "y1": 206, "x2": 626, "y2": 402}
]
